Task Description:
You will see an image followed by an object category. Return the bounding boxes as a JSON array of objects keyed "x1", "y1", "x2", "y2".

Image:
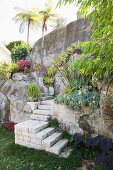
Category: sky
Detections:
[{"x1": 0, "y1": 0, "x2": 78, "y2": 45}]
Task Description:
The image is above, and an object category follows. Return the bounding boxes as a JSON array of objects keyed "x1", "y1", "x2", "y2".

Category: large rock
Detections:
[
  {"x1": 0, "y1": 92, "x2": 9, "y2": 123},
  {"x1": 28, "y1": 19, "x2": 90, "y2": 67},
  {"x1": 1, "y1": 73, "x2": 40, "y2": 123}
]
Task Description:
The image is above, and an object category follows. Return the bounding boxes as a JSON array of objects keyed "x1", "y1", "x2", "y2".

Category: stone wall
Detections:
[
  {"x1": 28, "y1": 19, "x2": 90, "y2": 67},
  {"x1": 51, "y1": 101, "x2": 113, "y2": 138}
]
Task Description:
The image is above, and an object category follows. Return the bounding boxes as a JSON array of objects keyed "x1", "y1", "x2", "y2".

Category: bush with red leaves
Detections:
[
  {"x1": 17, "y1": 59, "x2": 31, "y2": 71},
  {"x1": 4, "y1": 122, "x2": 16, "y2": 132}
]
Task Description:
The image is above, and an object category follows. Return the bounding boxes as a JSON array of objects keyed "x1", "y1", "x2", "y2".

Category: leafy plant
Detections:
[
  {"x1": 4, "y1": 122, "x2": 15, "y2": 132},
  {"x1": 11, "y1": 43, "x2": 31, "y2": 61},
  {"x1": 43, "y1": 76, "x2": 54, "y2": 86},
  {"x1": 48, "y1": 118, "x2": 59, "y2": 128},
  {"x1": 55, "y1": 89, "x2": 100, "y2": 110},
  {"x1": 6, "y1": 41, "x2": 24, "y2": 52},
  {"x1": 73, "y1": 133, "x2": 113, "y2": 170},
  {"x1": 0, "y1": 62, "x2": 18, "y2": 79},
  {"x1": 26, "y1": 83, "x2": 41, "y2": 101},
  {"x1": 62, "y1": 129, "x2": 73, "y2": 143}
]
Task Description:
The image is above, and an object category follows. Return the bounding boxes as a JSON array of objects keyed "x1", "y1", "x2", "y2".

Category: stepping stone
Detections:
[{"x1": 49, "y1": 139, "x2": 68, "y2": 155}]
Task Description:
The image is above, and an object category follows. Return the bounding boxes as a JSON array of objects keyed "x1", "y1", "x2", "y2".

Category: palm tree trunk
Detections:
[{"x1": 27, "y1": 20, "x2": 30, "y2": 44}]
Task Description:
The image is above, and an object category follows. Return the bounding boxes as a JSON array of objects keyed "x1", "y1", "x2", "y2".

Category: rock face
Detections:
[
  {"x1": 28, "y1": 19, "x2": 90, "y2": 67},
  {"x1": 0, "y1": 92, "x2": 9, "y2": 123},
  {"x1": 1, "y1": 73, "x2": 40, "y2": 123}
]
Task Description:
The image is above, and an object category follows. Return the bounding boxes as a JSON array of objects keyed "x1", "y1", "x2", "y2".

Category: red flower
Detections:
[{"x1": 17, "y1": 59, "x2": 31, "y2": 71}]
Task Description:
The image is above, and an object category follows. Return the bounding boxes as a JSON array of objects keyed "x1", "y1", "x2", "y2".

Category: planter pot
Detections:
[
  {"x1": 48, "y1": 86, "x2": 54, "y2": 96},
  {"x1": 27, "y1": 101, "x2": 40, "y2": 111}
]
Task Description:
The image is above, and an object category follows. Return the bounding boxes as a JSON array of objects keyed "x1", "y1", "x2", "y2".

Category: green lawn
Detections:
[{"x1": 0, "y1": 127, "x2": 103, "y2": 170}]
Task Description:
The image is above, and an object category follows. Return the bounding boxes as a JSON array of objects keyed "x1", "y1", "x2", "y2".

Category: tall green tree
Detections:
[
  {"x1": 13, "y1": 8, "x2": 40, "y2": 44},
  {"x1": 58, "y1": 0, "x2": 113, "y2": 90}
]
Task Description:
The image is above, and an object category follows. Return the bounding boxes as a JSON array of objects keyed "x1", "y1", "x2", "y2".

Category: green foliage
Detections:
[
  {"x1": 55, "y1": 89, "x2": 100, "y2": 110},
  {"x1": 46, "y1": 41, "x2": 82, "y2": 88},
  {"x1": 6, "y1": 41, "x2": 31, "y2": 62},
  {"x1": 26, "y1": 83, "x2": 41, "y2": 101},
  {"x1": 43, "y1": 76, "x2": 54, "y2": 86},
  {"x1": 11, "y1": 43, "x2": 31, "y2": 62},
  {"x1": 0, "y1": 62, "x2": 18, "y2": 79},
  {"x1": 58, "y1": 0, "x2": 113, "y2": 90},
  {"x1": 48, "y1": 118, "x2": 59, "y2": 128},
  {"x1": 6, "y1": 41, "x2": 23, "y2": 52},
  {"x1": 62, "y1": 129, "x2": 73, "y2": 143}
]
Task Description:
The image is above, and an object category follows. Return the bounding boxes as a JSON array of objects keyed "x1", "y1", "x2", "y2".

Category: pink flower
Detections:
[{"x1": 17, "y1": 59, "x2": 31, "y2": 71}]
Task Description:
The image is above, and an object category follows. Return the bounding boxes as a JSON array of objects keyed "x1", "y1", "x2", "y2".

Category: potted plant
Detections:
[
  {"x1": 43, "y1": 76, "x2": 54, "y2": 96},
  {"x1": 26, "y1": 83, "x2": 41, "y2": 110}
]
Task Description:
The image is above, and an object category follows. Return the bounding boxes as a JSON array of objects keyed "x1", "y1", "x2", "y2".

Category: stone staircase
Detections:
[
  {"x1": 30, "y1": 99, "x2": 52, "y2": 122},
  {"x1": 15, "y1": 99, "x2": 70, "y2": 156}
]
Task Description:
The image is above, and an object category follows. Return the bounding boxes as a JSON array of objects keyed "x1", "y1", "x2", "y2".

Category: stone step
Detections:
[
  {"x1": 41, "y1": 100, "x2": 53, "y2": 105},
  {"x1": 15, "y1": 120, "x2": 41, "y2": 132},
  {"x1": 41, "y1": 96, "x2": 53, "y2": 101},
  {"x1": 49, "y1": 139, "x2": 68, "y2": 155},
  {"x1": 30, "y1": 127, "x2": 56, "y2": 141},
  {"x1": 30, "y1": 114, "x2": 51, "y2": 122},
  {"x1": 38, "y1": 105, "x2": 51, "y2": 110},
  {"x1": 43, "y1": 132, "x2": 62, "y2": 149},
  {"x1": 41, "y1": 93, "x2": 45, "y2": 97},
  {"x1": 33, "y1": 109, "x2": 51, "y2": 116},
  {"x1": 29, "y1": 122, "x2": 48, "y2": 134}
]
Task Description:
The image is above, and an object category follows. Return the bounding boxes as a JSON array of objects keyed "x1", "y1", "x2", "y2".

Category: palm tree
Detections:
[
  {"x1": 38, "y1": 0, "x2": 58, "y2": 69},
  {"x1": 39, "y1": 0, "x2": 57, "y2": 48},
  {"x1": 13, "y1": 7, "x2": 40, "y2": 44}
]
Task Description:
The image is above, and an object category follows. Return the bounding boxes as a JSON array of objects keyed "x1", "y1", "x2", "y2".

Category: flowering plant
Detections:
[
  {"x1": 17, "y1": 59, "x2": 31, "y2": 71},
  {"x1": 4, "y1": 122, "x2": 15, "y2": 132}
]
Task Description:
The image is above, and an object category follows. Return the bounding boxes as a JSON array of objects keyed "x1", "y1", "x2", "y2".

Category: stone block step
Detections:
[
  {"x1": 30, "y1": 127, "x2": 56, "y2": 141},
  {"x1": 38, "y1": 105, "x2": 51, "y2": 110},
  {"x1": 30, "y1": 114, "x2": 50, "y2": 122},
  {"x1": 41, "y1": 93, "x2": 45, "y2": 97},
  {"x1": 33, "y1": 109, "x2": 51, "y2": 116},
  {"x1": 49, "y1": 139, "x2": 68, "y2": 155},
  {"x1": 41, "y1": 100, "x2": 53, "y2": 105},
  {"x1": 41, "y1": 96, "x2": 53, "y2": 101},
  {"x1": 43, "y1": 132, "x2": 62, "y2": 149},
  {"x1": 29, "y1": 122, "x2": 48, "y2": 134},
  {"x1": 15, "y1": 120, "x2": 40, "y2": 132}
]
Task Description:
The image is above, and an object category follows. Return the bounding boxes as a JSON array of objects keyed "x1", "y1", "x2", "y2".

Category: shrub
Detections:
[
  {"x1": 73, "y1": 133, "x2": 113, "y2": 170},
  {"x1": 11, "y1": 43, "x2": 31, "y2": 61},
  {"x1": 4, "y1": 122, "x2": 15, "y2": 132},
  {"x1": 54, "y1": 89, "x2": 100, "y2": 110},
  {"x1": 26, "y1": 83, "x2": 41, "y2": 101},
  {"x1": 0, "y1": 62, "x2": 18, "y2": 79},
  {"x1": 48, "y1": 118, "x2": 59, "y2": 128},
  {"x1": 6, "y1": 40, "x2": 23, "y2": 52},
  {"x1": 17, "y1": 59, "x2": 31, "y2": 72}
]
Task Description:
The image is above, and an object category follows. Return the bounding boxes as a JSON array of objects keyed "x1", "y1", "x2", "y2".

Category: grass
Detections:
[{"x1": 0, "y1": 127, "x2": 104, "y2": 170}]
